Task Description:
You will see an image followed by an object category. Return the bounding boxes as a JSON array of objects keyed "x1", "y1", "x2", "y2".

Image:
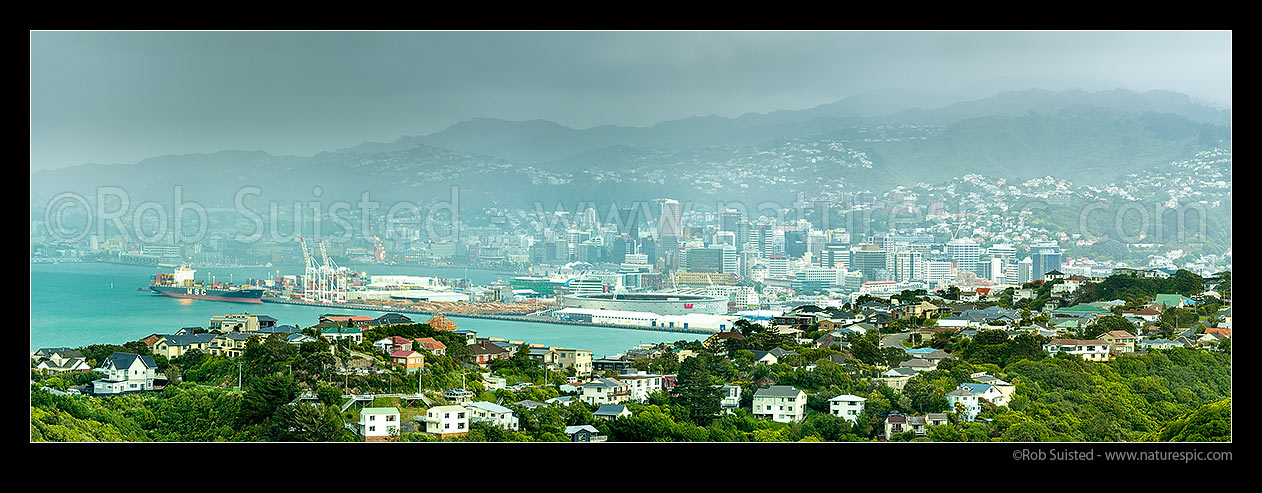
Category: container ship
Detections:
[{"x1": 150, "y1": 266, "x2": 264, "y2": 303}]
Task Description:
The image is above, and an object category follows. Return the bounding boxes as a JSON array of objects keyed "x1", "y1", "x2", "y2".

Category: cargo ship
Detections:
[{"x1": 150, "y1": 266, "x2": 264, "y2": 303}]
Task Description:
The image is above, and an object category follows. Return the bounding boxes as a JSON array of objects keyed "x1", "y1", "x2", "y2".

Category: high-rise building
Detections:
[
  {"x1": 1018, "y1": 257, "x2": 1034, "y2": 284},
  {"x1": 722, "y1": 246, "x2": 740, "y2": 275},
  {"x1": 656, "y1": 199, "x2": 683, "y2": 239},
  {"x1": 924, "y1": 261, "x2": 955, "y2": 286},
  {"x1": 714, "y1": 231, "x2": 736, "y2": 248},
  {"x1": 850, "y1": 244, "x2": 888, "y2": 283},
  {"x1": 784, "y1": 230, "x2": 808, "y2": 259},
  {"x1": 1029, "y1": 242, "x2": 1063, "y2": 281},
  {"x1": 893, "y1": 250, "x2": 925, "y2": 283},
  {"x1": 946, "y1": 238, "x2": 981, "y2": 275},
  {"x1": 767, "y1": 255, "x2": 789, "y2": 277},
  {"x1": 685, "y1": 246, "x2": 725, "y2": 273},
  {"x1": 720, "y1": 209, "x2": 742, "y2": 234},
  {"x1": 821, "y1": 244, "x2": 850, "y2": 269},
  {"x1": 617, "y1": 207, "x2": 640, "y2": 237}
]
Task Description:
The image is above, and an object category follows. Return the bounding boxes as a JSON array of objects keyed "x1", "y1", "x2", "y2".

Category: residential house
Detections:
[
  {"x1": 369, "y1": 313, "x2": 413, "y2": 327},
  {"x1": 749, "y1": 347, "x2": 798, "y2": 366},
  {"x1": 321, "y1": 326, "x2": 364, "y2": 344},
  {"x1": 286, "y1": 333, "x2": 316, "y2": 345},
  {"x1": 752, "y1": 385, "x2": 807, "y2": 423},
  {"x1": 877, "y1": 367, "x2": 917, "y2": 392},
  {"x1": 320, "y1": 315, "x2": 375, "y2": 327},
  {"x1": 898, "y1": 358, "x2": 937, "y2": 373},
  {"x1": 884, "y1": 413, "x2": 908, "y2": 439},
  {"x1": 373, "y1": 336, "x2": 413, "y2": 354},
  {"x1": 1137, "y1": 338, "x2": 1183, "y2": 351},
  {"x1": 422, "y1": 405, "x2": 469, "y2": 437},
  {"x1": 413, "y1": 337, "x2": 447, "y2": 356},
  {"x1": 927, "y1": 413, "x2": 950, "y2": 428},
  {"x1": 616, "y1": 369, "x2": 668, "y2": 402},
  {"x1": 972, "y1": 372, "x2": 1016, "y2": 404},
  {"x1": 718, "y1": 385, "x2": 741, "y2": 415},
  {"x1": 360, "y1": 407, "x2": 400, "y2": 440},
  {"x1": 32, "y1": 347, "x2": 73, "y2": 361},
  {"x1": 36, "y1": 357, "x2": 91, "y2": 374},
  {"x1": 91, "y1": 352, "x2": 157, "y2": 395},
  {"x1": 545, "y1": 396, "x2": 575, "y2": 407},
  {"x1": 906, "y1": 415, "x2": 930, "y2": 435},
  {"x1": 513, "y1": 400, "x2": 546, "y2": 411},
  {"x1": 565, "y1": 425, "x2": 606, "y2": 442},
  {"x1": 465, "y1": 401, "x2": 519, "y2": 430},
  {"x1": 390, "y1": 350, "x2": 424, "y2": 372},
  {"x1": 1099, "y1": 330, "x2": 1137, "y2": 354},
  {"x1": 208, "y1": 332, "x2": 253, "y2": 358},
  {"x1": 594, "y1": 404, "x2": 632, "y2": 420},
  {"x1": 153, "y1": 333, "x2": 218, "y2": 358},
  {"x1": 827, "y1": 394, "x2": 866, "y2": 424},
  {"x1": 1154, "y1": 294, "x2": 1186, "y2": 309},
  {"x1": 551, "y1": 347, "x2": 593, "y2": 376},
  {"x1": 579, "y1": 378, "x2": 631, "y2": 406},
  {"x1": 946, "y1": 387, "x2": 984, "y2": 422},
  {"x1": 1122, "y1": 306, "x2": 1162, "y2": 323},
  {"x1": 1043, "y1": 339, "x2": 1111, "y2": 362},
  {"x1": 468, "y1": 341, "x2": 511, "y2": 367},
  {"x1": 958, "y1": 382, "x2": 1007, "y2": 407}
]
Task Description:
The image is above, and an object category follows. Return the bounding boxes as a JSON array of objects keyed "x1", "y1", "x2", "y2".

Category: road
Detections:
[{"x1": 880, "y1": 331, "x2": 910, "y2": 349}]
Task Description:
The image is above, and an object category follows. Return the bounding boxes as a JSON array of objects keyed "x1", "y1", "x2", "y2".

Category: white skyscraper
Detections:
[{"x1": 946, "y1": 238, "x2": 981, "y2": 274}]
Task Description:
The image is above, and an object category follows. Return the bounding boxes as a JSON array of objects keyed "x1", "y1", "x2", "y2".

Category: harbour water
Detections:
[{"x1": 28, "y1": 262, "x2": 703, "y2": 357}]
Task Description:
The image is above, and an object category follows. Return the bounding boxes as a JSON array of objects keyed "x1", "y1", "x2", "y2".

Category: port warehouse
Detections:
[{"x1": 561, "y1": 293, "x2": 728, "y2": 316}]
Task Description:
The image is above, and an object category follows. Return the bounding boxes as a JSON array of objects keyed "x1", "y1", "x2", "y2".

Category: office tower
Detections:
[
  {"x1": 784, "y1": 230, "x2": 808, "y2": 259},
  {"x1": 826, "y1": 228, "x2": 851, "y2": 245},
  {"x1": 617, "y1": 207, "x2": 640, "y2": 237},
  {"x1": 988, "y1": 244, "x2": 1017, "y2": 263},
  {"x1": 822, "y1": 245, "x2": 850, "y2": 269},
  {"x1": 924, "y1": 261, "x2": 955, "y2": 285},
  {"x1": 714, "y1": 231, "x2": 736, "y2": 248},
  {"x1": 767, "y1": 255, "x2": 789, "y2": 277},
  {"x1": 1029, "y1": 242, "x2": 1063, "y2": 281},
  {"x1": 946, "y1": 238, "x2": 981, "y2": 274},
  {"x1": 893, "y1": 250, "x2": 925, "y2": 283},
  {"x1": 1018, "y1": 257, "x2": 1034, "y2": 284},
  {"x1": 656, "y1": 199, "x2": 683, "y2": 238},
  {"x1": 720, "y1": 209, "x2": 742, "y2": 234},
  {"x1": 685, "y1": 246, "x2": 724, "y2": 273},
  {"x1": 850, "y1": 244, "x2": 888, "y2": 283},
  {"x1": 722, "y1": 246, "x2": 739, "y2": 275}
]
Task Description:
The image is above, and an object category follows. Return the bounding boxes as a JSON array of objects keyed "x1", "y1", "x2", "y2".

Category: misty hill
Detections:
[
  {"x1": 31, "y1": 88, "x2": 1231, "y2": 212},
  {"x1": 337, "y1": 88, "x2": 1230, "y2": 163}
]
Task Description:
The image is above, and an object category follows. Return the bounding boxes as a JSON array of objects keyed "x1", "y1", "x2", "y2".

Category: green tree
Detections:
[{"x1": 671, "y1": 357, "x2": 723, "y2": 425}]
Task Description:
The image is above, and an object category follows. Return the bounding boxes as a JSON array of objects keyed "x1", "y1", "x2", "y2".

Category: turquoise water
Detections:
[{"x1": 28, "y1": 262, "x2": 701, "y2": 358}]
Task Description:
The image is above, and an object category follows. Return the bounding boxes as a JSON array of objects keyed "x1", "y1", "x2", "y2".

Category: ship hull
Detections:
[{"x1": 150, "y1": 286, "x2": 264, "y2": 303}]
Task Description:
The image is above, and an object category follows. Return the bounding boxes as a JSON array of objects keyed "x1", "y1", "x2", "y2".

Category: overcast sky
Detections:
[{"x1": 29, "y1": 30, "x2": 1231, "y2": 172}]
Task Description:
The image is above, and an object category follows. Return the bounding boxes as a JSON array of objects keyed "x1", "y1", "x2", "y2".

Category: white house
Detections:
[
  {"x1": 578, "y1": 378, "x2": 631, "y2": 406},
  {"x1": 1043, "y1": 339, "x2": 1111, "y2": 362},
  {"x1": 719, "y1": 385, "x2": 741, "y2": 415},
  {"x1": 91, "y1": 353, "x2": 157, "y2": 395},
  {"x1": 946, "y1": 387, "x2": 983, "y2": 422},
  {"x1": 946, "y1": 383, "x2": 1005, "y2": 422},
  {"x1": 360, "y1": 407, "x2": 400, "y2": 439},
  {"x1": 615, "y1": 369, "x2": 666, "y2": 402},
  {"x1": 423, "y1": 405, "x2": 469, "y2": 437},
  {"x1": 827, "y1": 394, "x2": 867, "y2": 424},
  {"x1": 465, "y1": 401, "x2": 519, "y2": 430},
  {"x1": 752, "y1": 385, "x2": 807, "y2": 423}
]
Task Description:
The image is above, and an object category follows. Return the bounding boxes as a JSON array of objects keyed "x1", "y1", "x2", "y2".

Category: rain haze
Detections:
[{"x1": 30, "y1": 30, "x2": 1231, "y2": 173}]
